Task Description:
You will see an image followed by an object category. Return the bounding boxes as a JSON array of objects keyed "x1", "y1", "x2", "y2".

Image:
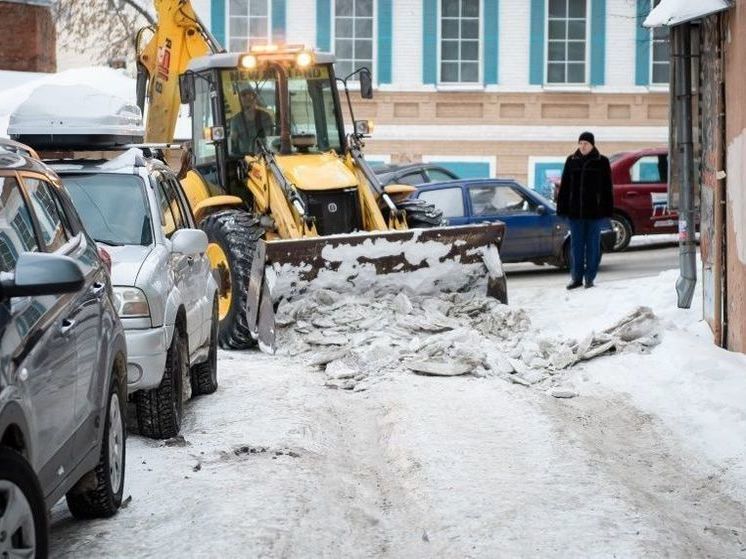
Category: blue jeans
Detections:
[{"x1": 569, "y1": 218, "x2": 604, "y2": 283}]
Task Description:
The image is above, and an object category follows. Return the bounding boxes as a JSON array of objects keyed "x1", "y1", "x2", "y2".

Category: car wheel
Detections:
[
  {"x1": 610, "y1": 214, "x2": 633, "y2": 251},
  {"x1": 135, "y1": 328, "x2": 186, "y2": 439},
  {"x1": 191, "y1": 296, "x2": 219, "y2": 396},
  {"x1": 66, "y1": 370, "x2": 126, "y2": 519},
  {"x1": 0, "y1": 447, "x2": 48, "y2": 559}
]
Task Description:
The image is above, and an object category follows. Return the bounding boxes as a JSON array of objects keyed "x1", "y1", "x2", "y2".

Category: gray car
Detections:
[{"x1": 0, "y1": 142, "x2": 128, "y2": 558}]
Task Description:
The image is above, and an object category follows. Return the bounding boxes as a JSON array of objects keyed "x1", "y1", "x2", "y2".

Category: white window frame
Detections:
[
  {"x1": 437, "y1": 0, "x2": 483, "y2": 85},
  {"x1": 331, "y1": 0, "x2": 377, "y2": 82},
  {"x1": 422, "y1": 155, "x2": 496, "y2": 177},
  {"x1": 649, "y1": 0, "x2": 670, "y2": 86},
  {"x1": 544, "y1": 0, "x2": 590, "y2": 86},
  {"x1": 226, "y1": 0, "x2": 273, "y2": 51}
]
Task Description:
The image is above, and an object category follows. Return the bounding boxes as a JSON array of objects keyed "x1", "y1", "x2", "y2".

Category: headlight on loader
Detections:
[{"x1": 113, "y1": 287, "x2": 150, "y2": 318}]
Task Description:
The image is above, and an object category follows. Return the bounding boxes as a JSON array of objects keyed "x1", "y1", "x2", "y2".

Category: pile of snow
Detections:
[{"x1": 275, "y1": 289, "x2": 660, "y2": 393}]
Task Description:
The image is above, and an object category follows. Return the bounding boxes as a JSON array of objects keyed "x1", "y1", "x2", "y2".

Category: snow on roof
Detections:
[
  {"x1": 0, "y1": 67, "x2": 192, "y2": 141},
  {"x1": 644, "y1": 0, "x2": 732, "y2": 27}
]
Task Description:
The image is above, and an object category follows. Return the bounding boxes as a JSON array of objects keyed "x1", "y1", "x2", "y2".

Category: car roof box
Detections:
[{"x1": 8, "y1": 84, "x2": 144, "y2": 150}]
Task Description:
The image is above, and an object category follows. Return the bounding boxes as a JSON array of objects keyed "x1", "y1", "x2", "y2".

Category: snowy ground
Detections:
[{"x1": 49, "y1": 268, "x2": 746, "y2": 558}]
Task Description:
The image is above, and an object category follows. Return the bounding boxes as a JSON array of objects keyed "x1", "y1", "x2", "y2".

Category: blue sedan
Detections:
[{"x1": 415, "y1": 178, "x2": 615, "y2": 268}]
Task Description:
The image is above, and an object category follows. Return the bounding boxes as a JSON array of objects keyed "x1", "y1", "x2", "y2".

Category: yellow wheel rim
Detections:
[{"x1": 207, "y1": 242, "x2": 231, "y2": 321}]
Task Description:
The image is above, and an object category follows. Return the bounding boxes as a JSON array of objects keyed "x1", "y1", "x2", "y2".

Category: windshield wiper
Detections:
[{"x1": 95, "y1": 239, "x2": 125, "y2": 247}]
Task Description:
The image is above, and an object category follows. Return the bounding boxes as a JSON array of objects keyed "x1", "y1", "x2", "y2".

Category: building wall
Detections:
[
  {"x1": 206, "y1": 0, "x2": 667, "y2": 188},
  {"x1": 724, "y1": 1, "x2": 746, "y2": 353},
  {"x1": 0, "y1": 0, "x2": 56, "y2": 72}
]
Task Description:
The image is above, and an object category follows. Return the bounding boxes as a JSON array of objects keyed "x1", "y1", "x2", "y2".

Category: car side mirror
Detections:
[
  {"x1": 536, "y1": 204, "x2": 547, "y2": 215},
  {"x1": 359, "y1": 68, "x2": 373, "y2": 99},
  {"x1": 0, "y1": 253, "x2": 84, "y2": 299},
  {"x1": 171, "y1": 229, "x2": 208, "y2": 256}
]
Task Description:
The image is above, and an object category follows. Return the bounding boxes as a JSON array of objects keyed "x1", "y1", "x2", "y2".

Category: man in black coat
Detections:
[{"x1": 556, "y1": 131, "x2": 614, "y2": 289}]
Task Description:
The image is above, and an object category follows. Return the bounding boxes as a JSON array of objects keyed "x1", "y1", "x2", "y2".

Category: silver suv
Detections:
[{"x1": 53, "y1": 149, "x2": 219, "y2": 439}]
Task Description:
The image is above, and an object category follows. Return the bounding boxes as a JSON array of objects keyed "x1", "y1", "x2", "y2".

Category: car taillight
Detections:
[{"x1": 98, "y1": 247, "x2": 112, "y2": 274}]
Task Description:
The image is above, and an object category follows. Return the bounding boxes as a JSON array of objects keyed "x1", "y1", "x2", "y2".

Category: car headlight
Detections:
[{"x1": 113, "y1": 287, "x2": 150, "y2": 318}]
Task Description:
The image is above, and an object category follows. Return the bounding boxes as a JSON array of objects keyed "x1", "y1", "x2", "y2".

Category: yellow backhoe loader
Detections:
[{"x1": 136, "y1": 0, "x2": 507, "y2": 352}]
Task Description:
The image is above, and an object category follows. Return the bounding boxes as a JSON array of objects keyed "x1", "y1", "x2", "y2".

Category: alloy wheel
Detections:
[
  {"x1": 108, "y1": 392, "x2": 124, "y2": 492},
  {"x1": 0, "y1": 480, "x2": 36, "y2": 558}
]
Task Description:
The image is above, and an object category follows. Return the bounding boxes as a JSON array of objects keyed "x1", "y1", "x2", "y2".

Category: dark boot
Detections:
[
  {"x1": 566, "y1": 280, "x2": 583, "y2": 290},
  {"x1": 584, "y1": 280, "x2": 595, "y2": 289}
]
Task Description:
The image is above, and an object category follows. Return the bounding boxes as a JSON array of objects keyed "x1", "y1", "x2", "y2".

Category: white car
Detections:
[{"x1": 52, "y1": 149, "x2": 219, "y2": 439}]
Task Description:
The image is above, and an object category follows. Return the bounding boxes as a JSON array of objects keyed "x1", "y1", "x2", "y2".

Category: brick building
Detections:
[
  {"x1": 188, "y1": 0, "x2": 670, "y2": 195},
  {"x1": 0, "y1": 0, "x2": 56, "y2": 72}
]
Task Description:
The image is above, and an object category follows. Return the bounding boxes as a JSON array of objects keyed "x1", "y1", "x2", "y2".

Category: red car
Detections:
[{"x1": 609, "y1": 147, "x2": 675, "y2": 251}]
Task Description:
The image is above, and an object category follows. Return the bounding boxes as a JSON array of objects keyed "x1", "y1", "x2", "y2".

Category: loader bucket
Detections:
[{"x1": 246, "y1": 222, "x2": 507, "y2": 353}]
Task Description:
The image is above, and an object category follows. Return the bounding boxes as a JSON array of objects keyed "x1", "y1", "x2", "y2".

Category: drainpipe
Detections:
[{"x1": 673, "y1": 22, "x2": 697, "y2": 308}]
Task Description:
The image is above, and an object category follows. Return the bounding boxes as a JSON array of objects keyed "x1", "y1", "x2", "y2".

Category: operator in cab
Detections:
[{"x1": 229, "y1": 86, "x2": 274, "y2": 154}]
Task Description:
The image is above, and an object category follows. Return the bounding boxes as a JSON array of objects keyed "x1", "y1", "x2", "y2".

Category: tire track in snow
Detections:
[
  {"x1": 542, "y1": 394, "x2": 746, "y2": 557},
  {"x1": 277, "y1": 387, "x2": 448, "y2": 558}
]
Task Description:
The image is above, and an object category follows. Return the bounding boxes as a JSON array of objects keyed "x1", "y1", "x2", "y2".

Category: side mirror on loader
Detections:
[
  {"x1": 359, "y1": 68, "x2": 373, "y2": 99},
  {"x1": 179, "y1": 73, "x2": 196, "y2": 104}
]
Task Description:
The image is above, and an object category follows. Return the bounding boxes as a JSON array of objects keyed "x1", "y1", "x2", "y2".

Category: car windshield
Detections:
[
  {"x1": 62, "y1": 173, "x2": 153, "y2": 246},
  {"x1": 222, "y1": 65, "x2": 344, "y2": 157}
]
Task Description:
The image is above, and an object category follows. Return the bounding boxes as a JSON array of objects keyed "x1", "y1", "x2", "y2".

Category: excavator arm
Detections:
[{"x1": 136, "y1": 0, "x2": 222, "y2": 143}]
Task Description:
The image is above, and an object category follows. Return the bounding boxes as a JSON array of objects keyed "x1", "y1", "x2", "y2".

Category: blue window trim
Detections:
[
  {"x1": 483, "y1": 0, "x2": 499, "y2": 84},
  {"x1": 423, "y1": 0, "x2": 438, "y2": 85},
  {"x1": 378, "y1": 0, "x2": 392, "y2": 84},
  {"x1": 272, "y1": 0, "x2": 286, "y2": 43},
  {"x1": 635, "y1": 0, "x2": 651, "y2": 85},
  {"x1": 211, "y1": 0, "x2": 226, "y2": 47},
  {"x1": 590, "y1": 0, "x2": 606, "y2": 85},
  {"x1": 529, "y1": 0, "x2": 545, "y2": 85},
  {"x1": 317, "y1": 0, "x2": 331, "y2": 51}
]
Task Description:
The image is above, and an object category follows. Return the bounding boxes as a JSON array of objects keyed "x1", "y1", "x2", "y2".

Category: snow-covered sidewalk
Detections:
[{"x1": 49, "y1": 270, "x2": 746, "y2": 558}]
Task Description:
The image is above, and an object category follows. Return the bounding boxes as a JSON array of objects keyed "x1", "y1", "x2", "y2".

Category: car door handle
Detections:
[
  {"x1": 624, "y1": 192, "x2": 639, "y2": 198},
  {"x1": 60, "y1": 319, "x2": 76, "y2": 336},
  {"x1": 92, "y1": 282, "x2": 106, "y2": 298}
]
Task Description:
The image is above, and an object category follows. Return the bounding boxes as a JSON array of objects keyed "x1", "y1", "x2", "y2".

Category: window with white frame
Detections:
[
  {"x1": 546, "y1": 0, "x2": 587, "y2": 84},
  {"x1": 228, "y1": 0, "x2": 271, "y2": 52},
  {"x1": 334, "y1": 0, "x2": 374, "y2": 79},
  {"x1": 440, "y1": 0, "x2": 480, "y2": 83},
  {"x1": 650, "y1": 0, "x2": 670, "y2": 84}
]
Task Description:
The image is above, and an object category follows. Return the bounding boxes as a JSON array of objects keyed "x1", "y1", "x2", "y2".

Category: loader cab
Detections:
[{"x1": 181, "y1": 49, "x2": 351, "y2": 201}]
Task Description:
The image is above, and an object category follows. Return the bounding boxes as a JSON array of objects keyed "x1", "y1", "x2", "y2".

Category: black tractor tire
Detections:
[
  {"x1": 66, "y1": 373, "x2": 126, "y2": 519},
  {"x1": 610, "y1": 213, "x2": 633, "y2": 252},
  {"x1": 200, "y1": 210, "x2": 264, "y2": 350},
  {"x1": 191, "y1": 296, "x2": 219, "y2": 396},
  {"x1": 0, "y1": 447, "x2": 48, "y2": 558},
  {"x1": 135, "y1": 328, "x2": 187, "y2": 440},
  {"x1": 384, "y1": 197, "x2": 445, "y2": 228}
]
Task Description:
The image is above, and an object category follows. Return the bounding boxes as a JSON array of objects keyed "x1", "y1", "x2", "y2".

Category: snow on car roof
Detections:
[
  {"x1": 8, "y1": 84, "x2": 144, "y2": 140},
  {"x1": 49, "y1": 148, "x2": 148, "y2": 174}
]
